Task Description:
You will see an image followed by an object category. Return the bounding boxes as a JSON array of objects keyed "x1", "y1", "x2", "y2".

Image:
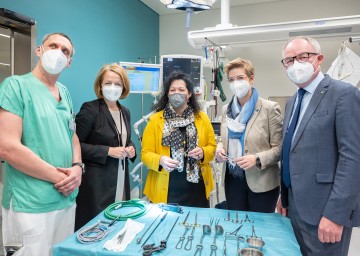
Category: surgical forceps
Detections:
[{"x1": 210, "y1": 217, "x2": 220, "y2": 227}]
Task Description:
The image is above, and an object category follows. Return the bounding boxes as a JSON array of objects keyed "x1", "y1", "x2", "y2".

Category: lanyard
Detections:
[{"x1": 112, "y1": 108, "x2": 123, "y2": 147}]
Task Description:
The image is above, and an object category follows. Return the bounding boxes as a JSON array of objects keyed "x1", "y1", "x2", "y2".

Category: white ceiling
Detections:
[{"x1": 141, "y1": 0, "x2": 287, "y2": 16}]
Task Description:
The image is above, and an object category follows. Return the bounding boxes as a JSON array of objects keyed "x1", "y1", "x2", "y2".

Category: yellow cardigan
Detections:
[{"x1": 141, "y1": 110, "x2": 216, "y2": 204}]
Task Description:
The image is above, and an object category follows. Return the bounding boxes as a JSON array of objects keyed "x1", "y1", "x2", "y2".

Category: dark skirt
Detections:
[{"x1": 167, "y1": 169, "x2": 209, "y2": 208}]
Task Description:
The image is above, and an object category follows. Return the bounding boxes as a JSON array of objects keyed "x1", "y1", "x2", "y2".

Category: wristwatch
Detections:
[
  {"x1": 255, "y1": 154, "x2": 261, "y2": 168},
  {"x1": 72, "y1": 162, "x2": 85, "y2": 174}
]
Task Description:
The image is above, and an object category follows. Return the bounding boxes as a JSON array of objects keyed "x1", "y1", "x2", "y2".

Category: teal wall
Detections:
[{"x1": 1, "y1": 0, "x2": 158, "y2": 194}]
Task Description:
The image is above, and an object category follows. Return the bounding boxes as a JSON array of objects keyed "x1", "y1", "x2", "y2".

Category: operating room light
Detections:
[
  {"x1": 160, "y1": 0, "x2": 215, "y2": 11},
  {"x1": 160, "y1": 0, "x2": 216, "y2": 29}
]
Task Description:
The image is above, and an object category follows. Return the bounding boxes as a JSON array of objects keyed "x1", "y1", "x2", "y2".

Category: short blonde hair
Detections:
[
  {"x1": 94, "y1": 63, "x2": 130, "y2": 99},
  {"x1": 224, "y1": 58, "x2": 254, "y2": 78}
]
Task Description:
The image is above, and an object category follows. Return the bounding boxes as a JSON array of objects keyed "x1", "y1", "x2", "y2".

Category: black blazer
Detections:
[{"x1": 74, "y1": 99, "x2": 136, "y2": 230}]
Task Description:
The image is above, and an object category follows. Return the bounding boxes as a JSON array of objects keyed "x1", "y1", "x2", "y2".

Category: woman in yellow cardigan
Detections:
[{"x1": 141, "y1": 72, "x2": 216, "y2": 207}]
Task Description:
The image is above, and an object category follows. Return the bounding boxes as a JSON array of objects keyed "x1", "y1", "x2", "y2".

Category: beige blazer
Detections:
[{"x1": 217, "y1": 97, "x2": 283, "y2": 193}]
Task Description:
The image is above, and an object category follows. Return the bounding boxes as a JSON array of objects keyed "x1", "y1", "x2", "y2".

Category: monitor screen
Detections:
[
  {"x1": 161, "y1": 54, "x2": 203, "y2": 88},
  {"x1": 211, "y1": 121, "x2": 221, "y2": 136},
  {"x1": 119, "y1": 62, "x2": 162, "y2": 93}
]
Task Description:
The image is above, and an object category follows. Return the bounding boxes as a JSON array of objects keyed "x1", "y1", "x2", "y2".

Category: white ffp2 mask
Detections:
[
  {"x1": 287, "y1": 59, "x2": 317, "y2": 84},
  {"x1": 102, "y1": 84, "x2": 123, "y2": 102},
  {"x1": 230, "y1": 80, "x2": 251, "y2": 99},
  {"x1": 41, "y1": 46, "x2": 68, "y2": 74}
]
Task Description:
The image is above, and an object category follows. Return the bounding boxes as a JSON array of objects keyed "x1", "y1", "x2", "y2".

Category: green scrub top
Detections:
[{"x1": 0, "y1": 72, "x2": 78, "y2": 213}]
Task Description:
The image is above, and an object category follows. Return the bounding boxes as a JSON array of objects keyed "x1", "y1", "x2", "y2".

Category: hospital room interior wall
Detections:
[
  {"x1": 159, "y1": 0, "x2": 360, "y2": 115},
  {"x1": 0, "y1": 0, "x2": 160, "y2": 194}
]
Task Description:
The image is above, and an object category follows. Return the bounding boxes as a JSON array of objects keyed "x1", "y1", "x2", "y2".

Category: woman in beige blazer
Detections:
[{"x1": 216, "y1": 58, "x2": 283, "y2": 212}]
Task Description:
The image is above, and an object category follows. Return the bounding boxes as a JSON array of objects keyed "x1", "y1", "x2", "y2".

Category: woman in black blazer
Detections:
[{"x1": 75, "y1": 63, "x2": 136, "y2": 230}]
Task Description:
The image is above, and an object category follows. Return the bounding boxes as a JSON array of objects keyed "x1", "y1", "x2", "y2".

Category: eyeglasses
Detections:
[
  {"x1": 227, "y1": 75, "x2": 248, "y2": 83},
  {"x1": 281, "y1": 52, "x2": 319, "y2": 67}
]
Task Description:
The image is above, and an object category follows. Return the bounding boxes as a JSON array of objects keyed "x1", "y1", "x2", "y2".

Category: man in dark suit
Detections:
[{"x1": 277, "y1": 36, "x2": 360, "y2": 256}]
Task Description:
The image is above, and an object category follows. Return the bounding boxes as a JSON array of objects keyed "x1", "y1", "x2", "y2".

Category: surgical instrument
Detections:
[
  {"x1": 142, "y1": 216, "x2": 179, "y2": 256},
  {"x1": 140, "y1": 212, "x2": 168, "y2": 248},
  {"x1": 136, "y1": 215, "x2": 160, "y2": 244},
  {"x1": 210, "y1": 224, "x2": 224, "y2": 256},
  {"x1": 232, "y1": 212, "x2": 240, "y2": 223},
  {"x1": 184, "y1": 213, "x2": 197, "y2": 250},
  {"x1": 117, "y1": 229, "x2": 127, "y2": 244},
  {"x1": 226, "y1": 224, "x2": 243, "y2": 236},
  {"x1": 175, "y1": 225, "x2": 190, "y2": 249},
  {"x1": 210, "y1": 217, "x2": 220, "y2": 226},
  {"x1": 194, "y1": 224, "x2": 211, "y2": 256},
  {"x1": 224, "y1": 212, "x2": 231, "y2": 221},
  {"x1": 180, "y1": 211, "x2": 191, "y2": 226},
  {"x1": 240, "y1": 212, "x2": 254, "y2": 224}
]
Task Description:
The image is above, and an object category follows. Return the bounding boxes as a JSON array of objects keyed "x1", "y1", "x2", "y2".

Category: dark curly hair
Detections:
[{"x1": 154, "y1": 72, "x2": 201, "y2": 114}]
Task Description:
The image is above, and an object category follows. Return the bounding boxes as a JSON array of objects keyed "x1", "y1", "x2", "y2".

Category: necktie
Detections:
[{"x1": 282, "y1": 88, "x2": 306, "y2": 188}]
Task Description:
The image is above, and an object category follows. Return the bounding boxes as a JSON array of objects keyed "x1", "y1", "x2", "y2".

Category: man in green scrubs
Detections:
[{"x1": 0, "y1": 32, "x2": 83, "y2": 256}]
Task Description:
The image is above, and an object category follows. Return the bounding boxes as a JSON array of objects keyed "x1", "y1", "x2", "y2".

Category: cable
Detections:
[
  {"x1": 104, "y1": 199, "x2": 148, "y2": 221},
  {"x1": 76, "y1": 220, "x2": 115, "y2": 244},
  {"x1": 76, "y1": 199, "x2": 148, "y2": 244}
]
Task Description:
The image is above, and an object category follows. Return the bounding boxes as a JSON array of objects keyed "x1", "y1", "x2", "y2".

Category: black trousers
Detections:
[{"x1": 224, "y1": 171, "x2": 279, "y2": 213}]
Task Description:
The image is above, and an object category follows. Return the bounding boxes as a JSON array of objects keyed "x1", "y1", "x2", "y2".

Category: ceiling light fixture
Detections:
[{"x1": 160, "y1": 0, "x2": 216, "y2": 29}]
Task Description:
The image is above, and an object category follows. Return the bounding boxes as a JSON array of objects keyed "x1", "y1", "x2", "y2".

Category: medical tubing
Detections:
[
  {"x1": 104, "y1": 199, "x2": 148, "y2": 220},
  {"x1": 76, "y1": 221, "x2": 114, "y2": 244}
]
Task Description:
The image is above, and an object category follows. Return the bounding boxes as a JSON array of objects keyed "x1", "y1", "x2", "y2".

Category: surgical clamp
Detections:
[
  {"x1": 225, "y1": 224, "x2": 243, "y2": 236},
  {"x1": 184, "y1": 213, "x2": 197, "y2": 250},
  {"x1": 175, "y1": 225, "x2": 190, "y2": 249}
]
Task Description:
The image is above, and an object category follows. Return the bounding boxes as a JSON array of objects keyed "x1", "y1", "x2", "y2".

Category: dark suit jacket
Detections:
[
  {"x1": 281, "y1": 75, "x2": 360, "y2": 227},
  {"x1": 74, "y1": 99, "x2": 136, "y2": 230}
]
